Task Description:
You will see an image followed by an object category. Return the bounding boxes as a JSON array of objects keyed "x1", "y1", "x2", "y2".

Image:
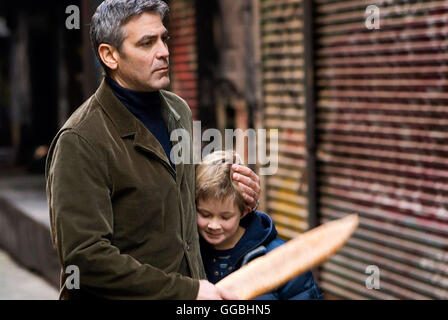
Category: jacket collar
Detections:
[{"x1": 94, "y1": 79, "x2": 185, "y2": 183}]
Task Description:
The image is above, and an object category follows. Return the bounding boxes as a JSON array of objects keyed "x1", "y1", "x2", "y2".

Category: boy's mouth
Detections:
[{"x1": 205, "y1": 231, "x2": 223, "y2": 238}]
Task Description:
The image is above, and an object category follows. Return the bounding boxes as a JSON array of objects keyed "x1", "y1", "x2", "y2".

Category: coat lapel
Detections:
[
  {"x1": 95, "y1": 79, "x2": 186, "y2": 184},
  {"x1": 159, "y1": 91, "x2": 185, "y2": 187},
  {"x1": 132, "y1": 123, "x2": 175, "y2": 179}
]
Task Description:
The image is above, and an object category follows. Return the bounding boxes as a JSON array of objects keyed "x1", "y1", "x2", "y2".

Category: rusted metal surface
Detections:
[
  {"x1": 315, "y1": 0, "x2": 448, "y2": 299},
  {"x1": 167, "y1": 0, "x2": 448, "y2": 299},
  {"x1": 261, "y1": 0, "x2": 308, "y2": 240}
]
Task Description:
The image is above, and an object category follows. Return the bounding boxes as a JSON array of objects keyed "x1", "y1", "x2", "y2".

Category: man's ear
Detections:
[{"x1": 98, "y1": 44, "x2": 120, "y2": 71}]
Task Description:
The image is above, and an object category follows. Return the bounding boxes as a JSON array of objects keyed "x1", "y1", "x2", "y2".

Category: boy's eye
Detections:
[{"x1": 198, "y1": 212, "x2": 209, "y2": 218}]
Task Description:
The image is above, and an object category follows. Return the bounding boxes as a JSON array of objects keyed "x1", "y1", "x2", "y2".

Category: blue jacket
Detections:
[{"x1": 200, "y1": 211, "x2": 323, "y2": 300}]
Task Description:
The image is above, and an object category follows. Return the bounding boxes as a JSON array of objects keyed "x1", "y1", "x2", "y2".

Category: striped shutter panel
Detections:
[
  {"x1": 315, "y1": 0, "x2": 448, "y2": 299},
  {"x1": 169, "y1": 0, "x2": 199, "y2": 119},
  {"x1": 261, "y1": 0, "x2": 308, "y2": 239}
]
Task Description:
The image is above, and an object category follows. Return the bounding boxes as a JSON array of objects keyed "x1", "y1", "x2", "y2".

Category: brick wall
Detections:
[{"x1": 169, "y1": 0, "x2": 199, "y2": 119}]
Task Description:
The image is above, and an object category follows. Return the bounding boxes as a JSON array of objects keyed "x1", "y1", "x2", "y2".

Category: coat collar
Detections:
[{"x1": 94, "y1": 79, "x2": 185, "y2": 184}]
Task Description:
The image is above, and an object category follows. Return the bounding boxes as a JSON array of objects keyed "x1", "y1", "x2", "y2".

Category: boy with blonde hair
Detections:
[{"x1": 196, "y1": 150, "x2": 323, "y2": 299}]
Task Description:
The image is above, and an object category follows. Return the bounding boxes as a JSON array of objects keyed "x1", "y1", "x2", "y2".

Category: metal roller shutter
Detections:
[
  {"x1": 261, "y1": 0, "x2": 309, "y2": 239},
  {"x1": 315, "y1": 0, "x2": 448, "y2": 299},
  {"x1": 169, "y1": 0, "x2": 199, "y2": 119}
]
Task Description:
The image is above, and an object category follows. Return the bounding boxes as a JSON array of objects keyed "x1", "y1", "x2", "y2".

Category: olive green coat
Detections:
[{"x1": 45, "y1": 79, "x2": 206, "y2": 299}]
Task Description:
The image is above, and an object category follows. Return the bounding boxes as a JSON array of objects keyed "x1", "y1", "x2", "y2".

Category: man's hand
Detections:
[
  {"x1": 196, "y1": 280, "x2": 239, "y2": 300},
  {"x1": 231, "y1": 164, "x2": 261, "y2": 212}
]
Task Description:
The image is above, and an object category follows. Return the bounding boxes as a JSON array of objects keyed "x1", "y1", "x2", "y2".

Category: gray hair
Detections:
[{"x1": 90, "y1": 0, "x2": 169, "y2": 71}]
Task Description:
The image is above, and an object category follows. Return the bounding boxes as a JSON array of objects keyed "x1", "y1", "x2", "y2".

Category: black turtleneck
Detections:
[{"x1": 106, "y1": 77, "x2": 174, "y2": 169}]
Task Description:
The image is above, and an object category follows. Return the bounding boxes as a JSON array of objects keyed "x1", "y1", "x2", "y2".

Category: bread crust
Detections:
[{"x1": 216, "y1": 214, "x2": 359, "y2": 300}]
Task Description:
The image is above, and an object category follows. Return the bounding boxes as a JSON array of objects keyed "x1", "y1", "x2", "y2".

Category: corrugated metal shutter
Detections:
[
  {"x1": 261, "y1": 0, "x2": 309, "y2": 239},
  {"x1": 169, "y1": 0, "x2": 199, "y2": 119},
  {"x1": 315, "y1": 0, "x2": 448, "y2": 299}
]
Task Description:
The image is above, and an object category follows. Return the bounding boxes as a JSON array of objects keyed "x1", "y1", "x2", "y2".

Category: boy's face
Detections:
[{"x1": 197, "y1": 197, "x2": 244, "y2": 250}]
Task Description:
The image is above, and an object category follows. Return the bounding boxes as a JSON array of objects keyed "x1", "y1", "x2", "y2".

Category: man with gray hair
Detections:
[{"x1": 45, "y1": 0, "x2": 261, "y2": 299}]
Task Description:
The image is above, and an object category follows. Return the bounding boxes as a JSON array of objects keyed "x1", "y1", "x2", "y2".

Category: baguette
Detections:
[{"x1": 216, "y1": 214, "x2": 359, "y2": 300}]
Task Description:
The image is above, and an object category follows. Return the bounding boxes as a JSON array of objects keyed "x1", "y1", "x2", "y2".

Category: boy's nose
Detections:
[{"x1": 207, "y1": 221, "x2": 221, "y2": 230}]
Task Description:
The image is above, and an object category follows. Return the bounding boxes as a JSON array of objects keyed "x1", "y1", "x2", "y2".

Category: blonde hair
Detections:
[{"x1": 196, "y1": 150, "x2": 246, "y2": 214}]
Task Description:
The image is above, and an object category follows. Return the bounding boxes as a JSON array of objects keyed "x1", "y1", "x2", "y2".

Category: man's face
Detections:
[
  {"x1": 112, "y1": 12, "x2": 170, "y2": 92},
  {"x1": 196, "y1": 197, "x2": 243, "y2": 250}
]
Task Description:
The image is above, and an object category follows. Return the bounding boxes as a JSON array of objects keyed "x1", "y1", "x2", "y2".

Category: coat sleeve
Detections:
[{"x1": 46, "y1": 130, "x2": 199, "y2": 299}]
